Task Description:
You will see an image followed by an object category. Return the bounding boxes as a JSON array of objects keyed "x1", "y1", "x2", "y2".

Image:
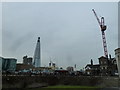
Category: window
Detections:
[
  {"x1": 103, "y1": 67, "x2": 105, "y2": 69},
  {"x1": 101, "y1": 61, "x2": 103, "y2": 64},
  {"x1": 104, "y1": 61, "x2": 106, "y2": 64}
]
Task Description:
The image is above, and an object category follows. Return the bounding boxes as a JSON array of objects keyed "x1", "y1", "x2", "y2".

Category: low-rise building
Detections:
[
  {"x1": 99, "y1": 56, "x2": 118, "y2": 76},
  {"x1": 85, "y1": 59, "x2": 100, "y2": 75},
  {"x1": 66, "y1": 66, "x2": 74, "y2": 72},
  {"x1": 16, "y1": 63, "x2": 34, "y2": 71},
  {"x1": 85, "y1": 56, "x2": 118, "y2": 76}
]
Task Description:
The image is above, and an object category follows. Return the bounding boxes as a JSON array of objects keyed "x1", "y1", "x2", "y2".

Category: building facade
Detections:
[
  {"x1": 33, "y1": 37, "x2": 41, "y2": 67},
  {"x1": 2, "y1": 57, "x2": 17, "y2": 72},
  {"x1": 0, "y1": 57, "x2": 2, "y2": 71},
  {"x1": 85, "y1": 57, "x2": 118, "y2": 76},
  {"x1": 115, "y1": 48, "x2": 120, "y2": 77},
  {"x1": 16, "y1": 64, "x2": 34, "y2": 71},
  {"x1": 66, "y1": 66, "x2": 74, "y2": 72},
  {"x1": 99, "y1": 56, "x2": 118, "y2": 76},
  {"x1": 98, "y1": 56, "x2": 109, "y2": 75},
  {"x1": 85, "y1": 59, "x2": 100, "y2": 75},
  {"x1": 23, "y1": 55, "x2": 33, "y2": 65}
]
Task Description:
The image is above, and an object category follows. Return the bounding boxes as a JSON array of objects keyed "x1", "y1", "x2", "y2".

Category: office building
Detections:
[
  {"x1": 2, "y1": 57, "x2": 17, "y2": 72},
  {"x1": 33, "y1": 37, "x2": 41, "y2": 67}
]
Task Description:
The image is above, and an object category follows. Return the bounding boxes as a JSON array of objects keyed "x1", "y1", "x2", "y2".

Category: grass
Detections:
[
  {"x1": 24, "y1": 85, "x2": 101, "y2": 90},
  {"x1": 45, "y1": 85, "x2": 99, "y2": 88},
  {"x1": 2, "y1": 85, "x2": 102, "y2": 90},
  {"x1": 28, "y1": 85, "x2": 101, "y2": 90}
]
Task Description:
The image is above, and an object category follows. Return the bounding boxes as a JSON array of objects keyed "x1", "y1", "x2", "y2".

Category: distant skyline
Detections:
[{"x1": 2, "y1": 2, "x2": 118, "y2": 69}]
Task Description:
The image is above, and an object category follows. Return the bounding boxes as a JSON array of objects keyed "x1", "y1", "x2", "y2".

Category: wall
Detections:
[{"x1": 2, "y1": 76, "x2": 119, "y2": 88}]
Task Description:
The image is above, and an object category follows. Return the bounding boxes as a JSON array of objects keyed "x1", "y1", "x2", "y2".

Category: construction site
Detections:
[
  {"x1": 85, "y1": 9, "x2": 118, "y2": 76},
  {"x1": 1, "y1": 8, "x2": 120, "y2": 89},
  {"x1": 1, "y1": 1, "x2": 120, "y2": 89}
]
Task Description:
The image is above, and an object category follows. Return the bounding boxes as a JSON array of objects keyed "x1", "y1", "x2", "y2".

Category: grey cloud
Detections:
[{"x1": 2, "y1": 2, "x2": 118, "y2": 69}]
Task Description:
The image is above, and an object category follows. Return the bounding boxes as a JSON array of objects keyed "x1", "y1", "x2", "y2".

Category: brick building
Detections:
[
  {"x1": 23, "y1": 55, "x2": 33, "y2": 65},
  {"x1": 85, "y1": 56, "x2": 118, "y2": 76}
]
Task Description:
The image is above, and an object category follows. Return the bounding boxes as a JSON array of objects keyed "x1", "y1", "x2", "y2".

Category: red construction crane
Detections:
[{"x1": 92, "y1": 9, "x2": 108, "y2": 58}]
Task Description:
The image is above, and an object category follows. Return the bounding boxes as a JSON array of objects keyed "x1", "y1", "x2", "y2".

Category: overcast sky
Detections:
[{"x1": 2, "y1": 2, "x2": 118, "y2": 69}]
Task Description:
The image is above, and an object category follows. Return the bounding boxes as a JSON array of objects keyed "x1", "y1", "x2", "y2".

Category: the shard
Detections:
[{"x1": 33, "y1": 37, "x2": 41, "y2": 67}]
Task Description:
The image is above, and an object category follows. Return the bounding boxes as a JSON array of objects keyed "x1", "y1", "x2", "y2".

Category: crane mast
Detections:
[{"x1": 92, "y1": 9, "x2": 108, "y2": 58}]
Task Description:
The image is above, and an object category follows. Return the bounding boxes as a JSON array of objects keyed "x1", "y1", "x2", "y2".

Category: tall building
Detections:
[
  {"x1": 115, "y1": 48, "x2": 120, "y2": 77},
  {"x1": 33, "y1": 37, "x2": 41, "y2": 67}
]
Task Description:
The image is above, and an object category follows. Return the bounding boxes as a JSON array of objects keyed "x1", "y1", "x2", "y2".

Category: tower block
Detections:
[{"x1": 33, "y1": 37, "x2": 41, "y2": 67}]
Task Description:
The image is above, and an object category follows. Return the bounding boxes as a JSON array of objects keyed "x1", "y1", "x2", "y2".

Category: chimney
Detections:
[
  {"x1": 91, "y1": 59, "x2": 93, "y2": 66},
  {"x1": 109, "y1": 54, "x2": 112, "y2": 60}
]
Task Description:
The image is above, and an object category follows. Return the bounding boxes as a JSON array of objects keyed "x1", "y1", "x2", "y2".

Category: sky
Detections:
[
  {"x1": 0, "y1": 4, "x2": 1, "y2": 55},
  {"x1": 2, "y1": 2, "x2": 118, "y2": 69},
  {"x1": 118, "y1": 2, "x2": 120, "y2": 48}
]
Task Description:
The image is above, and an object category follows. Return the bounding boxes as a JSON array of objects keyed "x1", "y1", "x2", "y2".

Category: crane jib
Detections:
[{"x1": 92, "y1": 9, "x2": 108, "y2": 58}]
